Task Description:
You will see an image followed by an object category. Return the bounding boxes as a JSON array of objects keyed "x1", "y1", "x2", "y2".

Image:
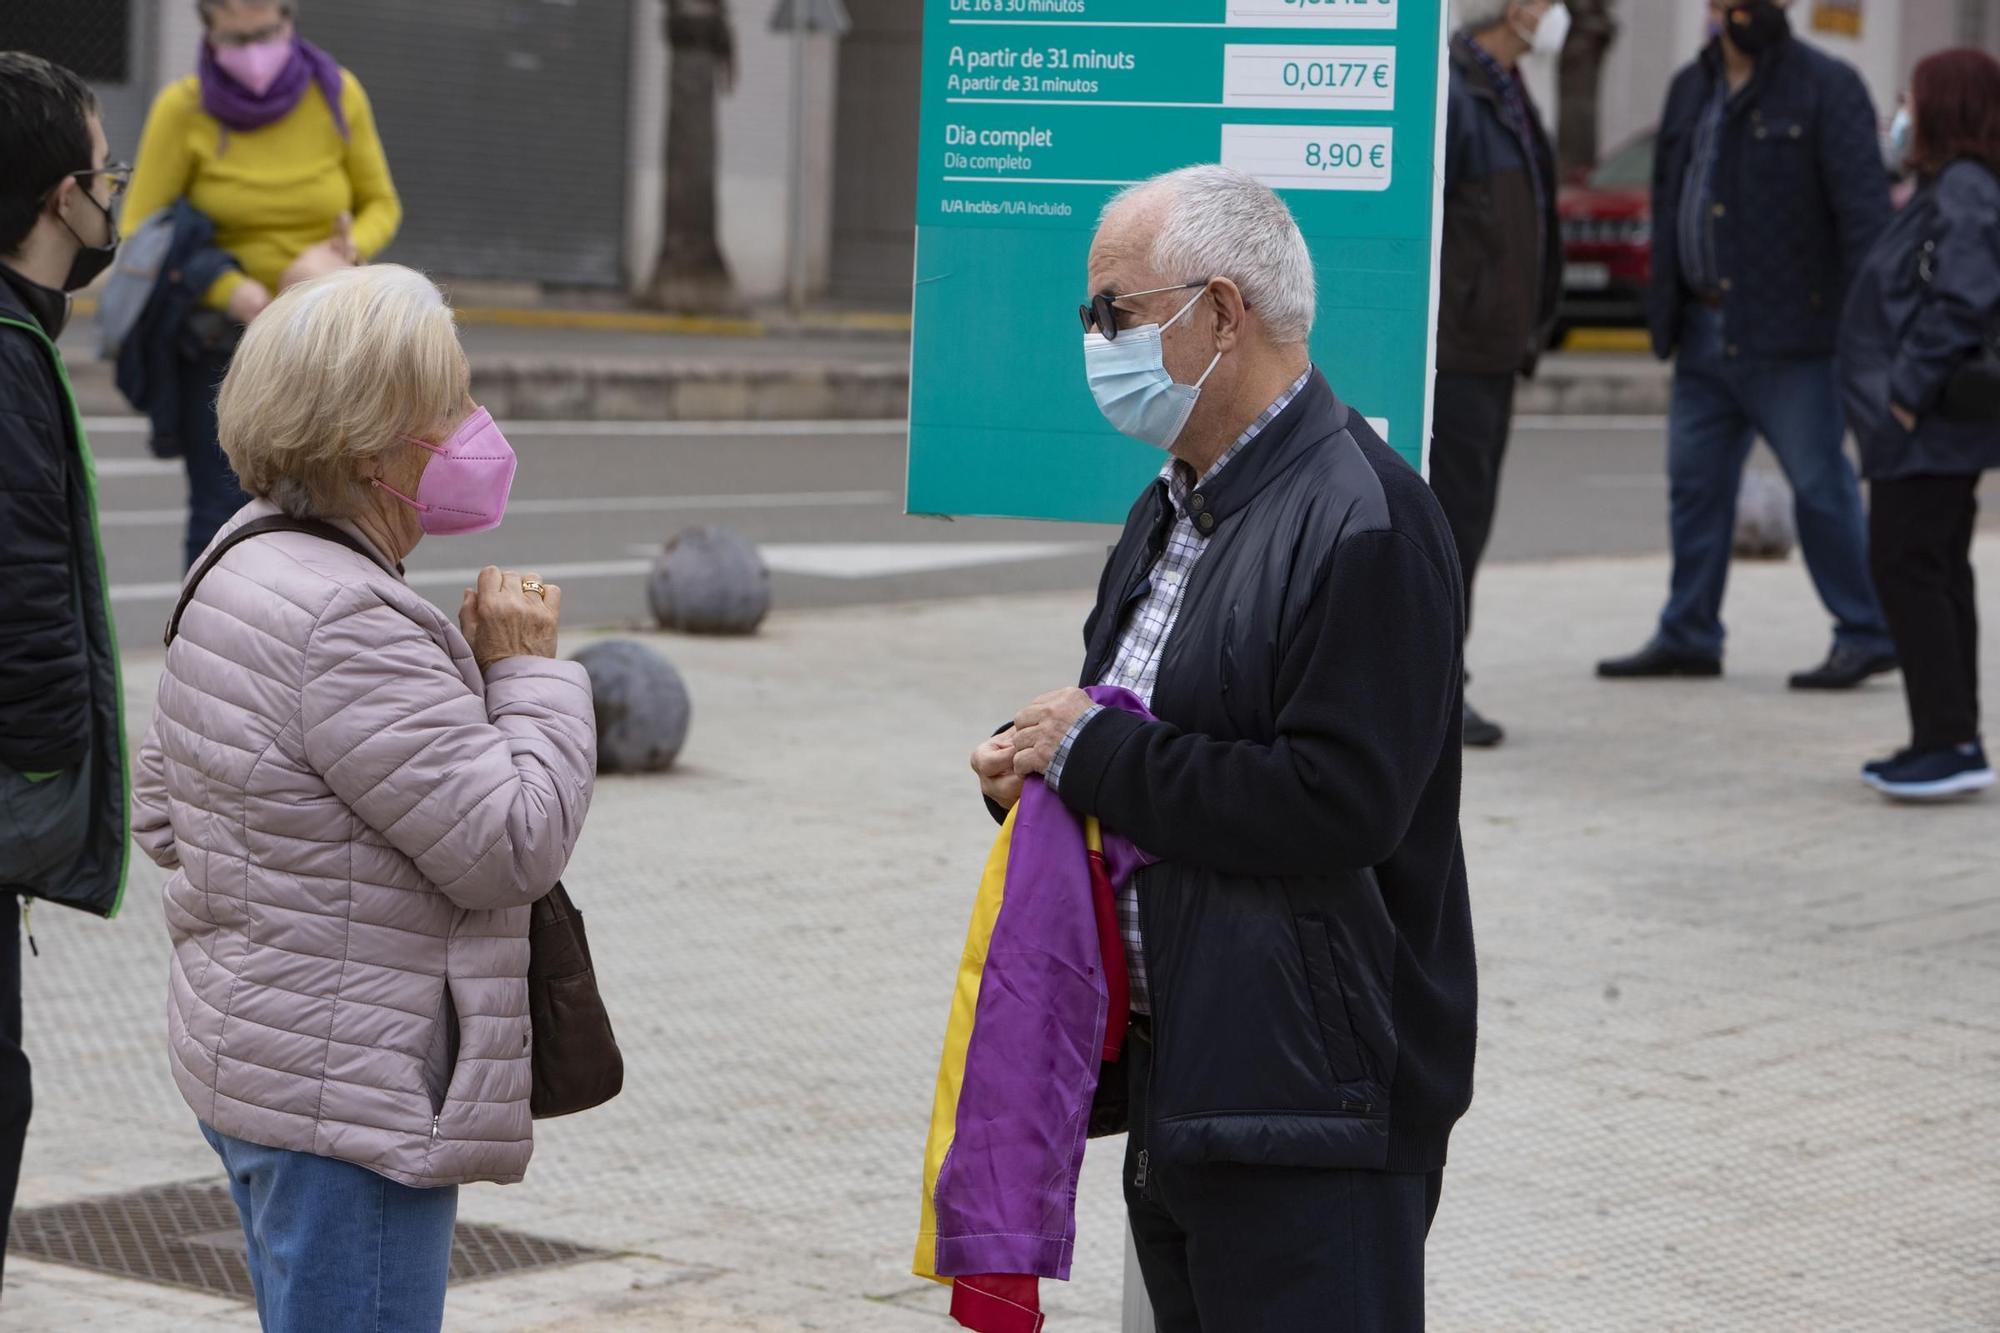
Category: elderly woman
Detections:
[
  {"x1": 132, "y1": 265, "x2": 595, "y2": 1333},
  {"x1": 1840, "y1": 48, "x2": 2000, "y2": 801},
  {"x1": 124, "y1": 0, "x2": 401, "y2": 568}
]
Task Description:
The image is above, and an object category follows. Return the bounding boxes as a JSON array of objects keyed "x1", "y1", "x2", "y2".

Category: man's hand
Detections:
[
  {"x1": 1011, "y1": 688, "x2": 1096, "y2": 778},
  {"x1": 972, "y1": 730, "x2": 1024, "y2": 812}
]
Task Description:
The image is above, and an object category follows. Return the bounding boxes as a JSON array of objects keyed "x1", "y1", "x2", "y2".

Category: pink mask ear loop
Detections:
[{"x1": 374, "y1": 435, "x2": 448, "y2": 512}]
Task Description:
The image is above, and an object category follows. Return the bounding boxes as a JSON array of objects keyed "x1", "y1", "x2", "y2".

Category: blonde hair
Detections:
[{"x1": 218, "y1": 265, "x2": 465, "y2": 520}]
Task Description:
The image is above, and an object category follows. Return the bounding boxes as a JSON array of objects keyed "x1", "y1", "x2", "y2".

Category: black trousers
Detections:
[
  {"x1": 1123, "y1": 1026, "x2": 1442, "y2": 1332},
  {"x1": 1869, "y1": 474, "x2": 1983, "y2": 752},
  {"x1": 1, "y1": 895, "x2": 27, "y2": 1291},
  {"x1": 1428, "y1": 369, "x2": 1519, "y2": 635}
]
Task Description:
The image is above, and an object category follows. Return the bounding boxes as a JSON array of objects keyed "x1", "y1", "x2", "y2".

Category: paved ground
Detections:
[
  {"x1": 82, "y1": 408, "x2": 2000, "y2": 657},
  {"x1": 8, "y1": 514, "x2": 1999, "y2": 1326}
]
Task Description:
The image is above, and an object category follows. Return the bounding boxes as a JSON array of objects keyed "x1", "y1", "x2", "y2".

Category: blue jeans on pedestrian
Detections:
[
  {"x1": 1657, "y1": 304, "x2": 1894, "y2": 661},
  {"x1": 181, "y1": 345, "x2": 250, "y2": 571},
  {"x1": 200, "y1": 1123, "x2": 458, "y2": 1333}
]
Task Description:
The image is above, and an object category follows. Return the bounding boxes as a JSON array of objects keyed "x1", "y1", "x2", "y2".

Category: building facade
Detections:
[{"x1": 16, "y1": 1, "x2": 1994, "y2": 308}]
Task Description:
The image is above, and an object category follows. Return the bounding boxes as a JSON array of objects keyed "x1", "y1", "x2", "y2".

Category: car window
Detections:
[{"x1": 1589, "y1": 135, "x2": 1656, "y2": 189}]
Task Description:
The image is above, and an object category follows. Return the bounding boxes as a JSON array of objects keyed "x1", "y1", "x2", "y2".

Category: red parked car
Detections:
[{"x1": 1556, "y1": 131, "x2": 1656, "y2": 335}]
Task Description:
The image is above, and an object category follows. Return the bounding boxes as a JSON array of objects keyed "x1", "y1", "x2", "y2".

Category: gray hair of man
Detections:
[
  {"x1": 197, "y1": 0, "x2": 295, "y2": 19},
  {"x1": 1101, "y1": 165, "x2": 1317, "y2": 346},
  {"x1": 1453, "y1": 0, "x2": 1525, "y2": 29}
]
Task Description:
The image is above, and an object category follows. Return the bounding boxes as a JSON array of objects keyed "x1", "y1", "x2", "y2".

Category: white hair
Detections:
[
  {"x1": 1103, "y1": 165, "x2": 1317, "y2": 346},
  {"x1": 1453, "y1": 0, "x2": 1519, "y2": 28},
  {"x1": 219, "y1": 264, "x2": 465, "y2": 519}
]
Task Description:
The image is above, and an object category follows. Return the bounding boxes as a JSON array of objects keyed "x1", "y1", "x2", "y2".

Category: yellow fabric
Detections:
[
  {"x1": 913, "y1": 805, "x2": 1021, "y2": 1286},
  {"x1": 122, "y1": 70, "x2": 402, "y2": 310}
]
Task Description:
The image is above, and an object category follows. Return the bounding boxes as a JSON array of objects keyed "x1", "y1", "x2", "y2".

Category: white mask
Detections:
[{"x1": 1516, "y1": 1, "x2": 1571, "y2": 58}]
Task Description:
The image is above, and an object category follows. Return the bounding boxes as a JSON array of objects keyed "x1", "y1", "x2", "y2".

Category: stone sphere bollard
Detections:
[
  {"x1": 1734, "y1": 470, "x2": 1796, "y2": 560},
  {"x1": 571, "y1": 640, "x2": 691, "y2": 774},
  {"x1": 648, "y1": 526, "x2": 770, "y2": 635}
]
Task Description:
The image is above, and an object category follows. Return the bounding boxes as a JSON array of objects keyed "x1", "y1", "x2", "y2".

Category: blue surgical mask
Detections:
[{"x1": 1083, "y1": 287, "x2": 1222, "y2": 450}]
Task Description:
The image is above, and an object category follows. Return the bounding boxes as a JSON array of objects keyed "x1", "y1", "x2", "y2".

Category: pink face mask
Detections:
[
  {"x1": 214, "y1": 36, "x2": 294, "y2": 96},
  {"x1": 374, "y1": 407, "x2": 519, "y2": 536}
]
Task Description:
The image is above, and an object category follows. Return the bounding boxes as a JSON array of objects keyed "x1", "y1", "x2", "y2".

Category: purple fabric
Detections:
[
  {"x1": 199, "y1": 37, "x2": 348, "y2": 139},
  {"x1": 932, "y1": 687, "x2": 1156, "y2": 1281}
]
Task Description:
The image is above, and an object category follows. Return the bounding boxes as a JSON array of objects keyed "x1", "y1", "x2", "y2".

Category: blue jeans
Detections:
[
  {"x1": 181, "y1": 346, "x2": 250, "y2": 571},
  {"x1": 1658, "y1": 305, "x2": 1893, "y2": 660},
  {"x1": 200, "y1": 1124, "x2": 458, "y2": 1333}
]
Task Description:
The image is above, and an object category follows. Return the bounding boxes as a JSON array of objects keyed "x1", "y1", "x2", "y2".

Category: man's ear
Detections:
[
  {"x1": 1209, "y1": 277, "x2": 1249, "y2": 354},
  {"x1": 43, "y1": 173, "x2": 76, "y2": 224}
]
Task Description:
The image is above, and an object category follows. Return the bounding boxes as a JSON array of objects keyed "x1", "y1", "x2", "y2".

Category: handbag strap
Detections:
[{"x1": 165, "y1": 515, "x2": 391, "y2": 647}]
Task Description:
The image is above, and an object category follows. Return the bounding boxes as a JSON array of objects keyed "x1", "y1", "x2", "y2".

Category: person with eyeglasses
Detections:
[
  {"x1": 0, "y1": 50, "x2": 134, "y2": 1293},
  {"x1": 974, "y1": 166, "x2": 1474, "y2": 1328},
  {"x1": 123, "y1": 0, "x2": 403, "y2": 568}
]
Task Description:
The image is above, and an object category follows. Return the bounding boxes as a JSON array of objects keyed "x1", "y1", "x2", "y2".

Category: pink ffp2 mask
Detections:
[
  {"x1": 375, "y1": 407, "x2": 519, "y2": 536},
  {"x1": 213, "y1": 36, "x2": 295, "y2": 97}
]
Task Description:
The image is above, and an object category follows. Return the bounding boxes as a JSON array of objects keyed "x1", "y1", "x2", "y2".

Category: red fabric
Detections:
[
  {"x1": 1086, "y1": 848, "x2": 1128, "y2": 1061},
  {"x1": 951, "y1": 1275, "x2": 1045, "y2": 1333}
]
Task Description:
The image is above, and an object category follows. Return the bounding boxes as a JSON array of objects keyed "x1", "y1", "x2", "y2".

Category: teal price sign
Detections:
[{"x1": 906, "y1": 0, "x2": 1450, "y2": 523}]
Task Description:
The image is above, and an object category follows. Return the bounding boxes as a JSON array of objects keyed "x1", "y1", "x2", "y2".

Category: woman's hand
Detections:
[
  {"x1": 281, "y1": 217, "x2": 359, "y2": 290},
  {"x1": 460, "y1": 567, "x2": 561, "y2": 671},
  {"x1": 225, "y1": 278, "x2": 272, "y2": 325},
  {"x1": 972, "y1": 729, "x2": 1024, "y2": 812}
]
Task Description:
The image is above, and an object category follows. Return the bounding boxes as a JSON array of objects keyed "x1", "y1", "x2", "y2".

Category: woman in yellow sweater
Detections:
[{"x1": 124, "y1": 0, "x2": 401, "y2": 566}]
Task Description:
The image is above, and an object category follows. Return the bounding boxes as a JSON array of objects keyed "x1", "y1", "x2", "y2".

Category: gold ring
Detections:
[{"x1": 521, "y1": 579, "x2": 547, "y2": 600}]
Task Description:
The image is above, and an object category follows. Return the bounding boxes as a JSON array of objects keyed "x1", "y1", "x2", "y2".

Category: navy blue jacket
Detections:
[
  {"x1": 114, "y1": 200, "x2": 238, "y2": 458},
  {"x1": 1839, "y1": 160, "x2": 2000, "y2": 480},
  {"x1": 1054, "y1": 371, "x2": 1474, "y2": 1175},
  {"x1": 1647, "y1": 32, "x2": 1889, "y2": 362},
  {"x1": 1438, "y1": 34, "x2": 1561, "y2": 375}
]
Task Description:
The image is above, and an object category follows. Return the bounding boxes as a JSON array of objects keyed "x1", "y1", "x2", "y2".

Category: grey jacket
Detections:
[{"x1": 134, "y1": 500, "x2": 598, "y2": 1187}]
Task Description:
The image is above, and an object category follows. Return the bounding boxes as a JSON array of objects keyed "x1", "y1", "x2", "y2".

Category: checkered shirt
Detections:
[{"x1": 1046, "y1": 370, "x2": 1311, "y2": 1014}]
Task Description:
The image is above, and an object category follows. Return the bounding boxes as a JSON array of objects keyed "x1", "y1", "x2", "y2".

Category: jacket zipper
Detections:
[
  {"x1": 1133, "y1": 1149, "x2": 1149, "y2": 1192},
  {"x1": 430, "y1": 1115, "x2": 440, "y2": 1144},
  {"x1": 21, "y1": 899, "x2": 36, "y2": 958}
]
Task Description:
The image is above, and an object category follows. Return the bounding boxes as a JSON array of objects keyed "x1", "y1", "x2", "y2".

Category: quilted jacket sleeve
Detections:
[
  {"x1": 133, "y1": 716, "x2": 179, "y2": 869},
  {"x1": 299, "y1": 585, "x2": 597, "y2": 912}
]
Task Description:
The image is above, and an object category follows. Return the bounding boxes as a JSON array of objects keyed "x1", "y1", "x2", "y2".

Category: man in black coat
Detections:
[
  {"x1": 0, "y1": 52, "x2": 132, "y2": 1283},
  {"x1": 1598, "y1": 0, "x2": 1898, "y2": 689},
  {"x1": 973, "y1": 166, "x2": 1475, "y2": 1330},
  {"x1": 1432, "y1": 0, "x2": 1565, "y2": 748}
]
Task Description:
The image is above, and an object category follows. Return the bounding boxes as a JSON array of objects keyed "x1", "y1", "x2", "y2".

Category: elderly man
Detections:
[
  {"x1": 972, "y1": 166, "x2": 1476, "y2": 1329},
  {"x1": 1433, "y1": 0, "x2": 1566, "y2": 747}
]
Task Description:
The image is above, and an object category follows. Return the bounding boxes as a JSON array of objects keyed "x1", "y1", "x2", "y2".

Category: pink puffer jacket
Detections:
[{"x1": 133, "y1": 500, "x2": 597, "y2": 1188}]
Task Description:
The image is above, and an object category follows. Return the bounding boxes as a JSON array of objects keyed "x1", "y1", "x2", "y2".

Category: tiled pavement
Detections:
[{"x1": 7, "y1": 547, "x2": 1997, "y2": 1330}]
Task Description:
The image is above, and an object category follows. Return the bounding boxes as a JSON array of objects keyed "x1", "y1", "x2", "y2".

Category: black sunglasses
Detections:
[{"x1": 1080, "y1": 280, "x2": 1208, "y2": 341}]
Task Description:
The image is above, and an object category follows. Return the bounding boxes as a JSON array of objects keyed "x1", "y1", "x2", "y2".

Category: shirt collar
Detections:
[{"x1": 1165, "y1": 368, "x2": 1314, "y2": 510}]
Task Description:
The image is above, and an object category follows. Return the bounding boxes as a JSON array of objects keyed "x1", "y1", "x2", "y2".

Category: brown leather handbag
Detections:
[{"x1": 527, "y1": 881, "x2": 625, "y2": 1119}]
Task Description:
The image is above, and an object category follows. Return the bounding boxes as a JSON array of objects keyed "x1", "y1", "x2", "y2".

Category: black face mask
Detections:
[
  {"x1": 58, "y1": 186, "x2": 119, "y2": 293},
  {"x1": 1724, "y1": 0, "x2": 1791, "y2": 57}
]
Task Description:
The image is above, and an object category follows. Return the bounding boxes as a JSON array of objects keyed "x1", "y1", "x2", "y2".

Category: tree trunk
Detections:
[
  {"x1": 1556, "y1": 0, "x2": 1618, "y2": 178},
  {"x1": 649, "y1": 0, "x2": 739, "y2": 313}
]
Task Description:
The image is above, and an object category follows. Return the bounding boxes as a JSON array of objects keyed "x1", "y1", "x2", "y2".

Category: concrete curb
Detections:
[{"x1": 65, "y1": 353, "x2": 1668, "y2": 423}]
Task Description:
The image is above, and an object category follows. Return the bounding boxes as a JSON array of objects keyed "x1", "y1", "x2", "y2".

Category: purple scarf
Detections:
[{"x1": 198, "y1": 37, "x2": 348, "y2": 142}]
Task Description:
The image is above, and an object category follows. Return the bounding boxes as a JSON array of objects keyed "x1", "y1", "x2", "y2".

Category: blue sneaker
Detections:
[{"x1": 1863, "y1": 742, "x2": 1995, "y2": 801}]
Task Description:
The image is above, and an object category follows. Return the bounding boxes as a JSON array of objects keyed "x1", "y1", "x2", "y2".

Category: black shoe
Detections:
[
  {"x1": 1596, "y1": 641, "x2": 1723, "y2": 679},
  {"x1": 1464, "y1": 702, "x2": 1505, "y2": 749},
  {"x1": 1863, "y1": 742, "x2": 1995, "y2": 800},
  {"x1": 1788, "y1": 646, "x2": 1899, "y2": 691},
  {"x1": 1862, "y1": 747, "x2": 1915, "y2": 778}
]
